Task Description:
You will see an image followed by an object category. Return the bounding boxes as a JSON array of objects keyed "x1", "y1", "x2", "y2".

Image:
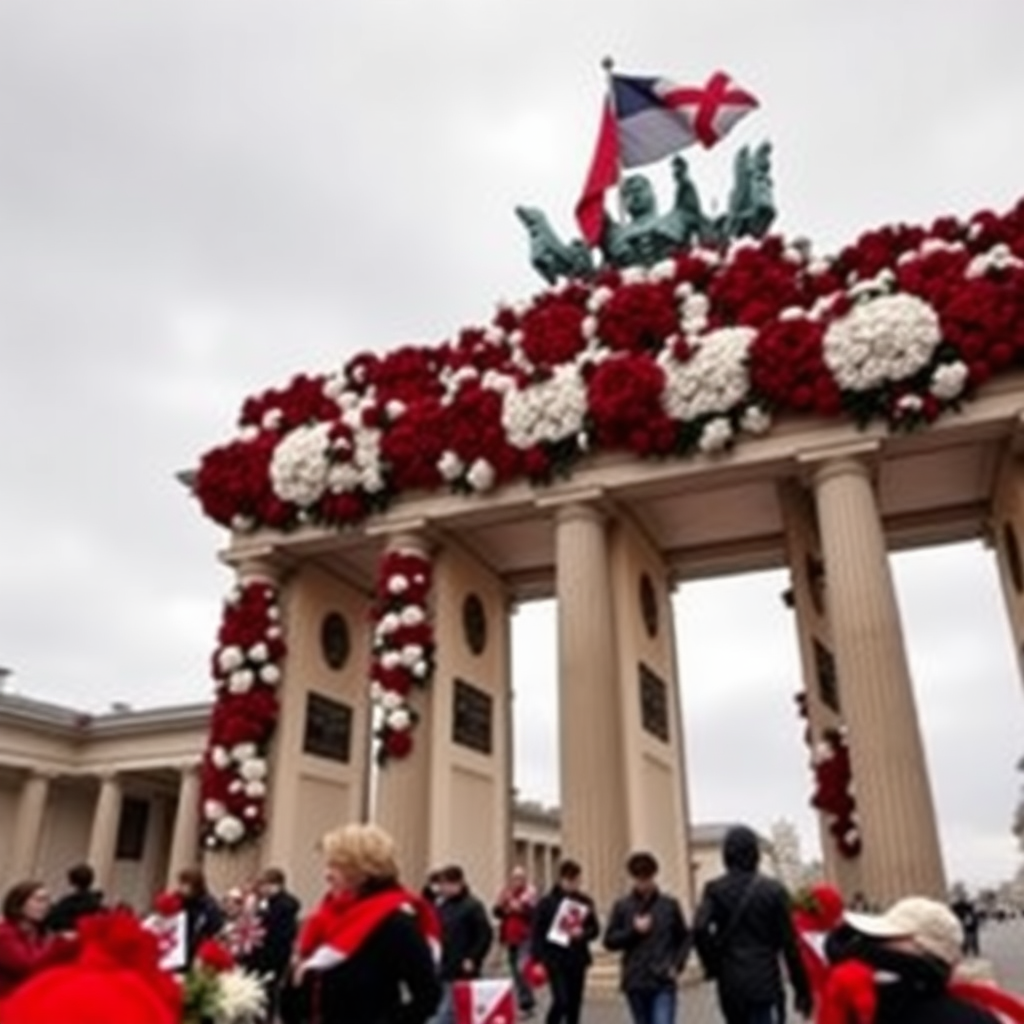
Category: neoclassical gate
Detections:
[{"x1": 189, "y1": 192, "x2": 1024, "y2": 914}]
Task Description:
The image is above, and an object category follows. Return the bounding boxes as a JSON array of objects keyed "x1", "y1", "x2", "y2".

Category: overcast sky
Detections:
[{"x1": 2, "y1": 1, "x2": 1024, "y2": 889}]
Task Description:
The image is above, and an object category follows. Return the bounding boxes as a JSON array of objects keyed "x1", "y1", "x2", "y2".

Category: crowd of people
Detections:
[{"x1": 0, "y1": 822, "x2": 1020, "y2": 1024}]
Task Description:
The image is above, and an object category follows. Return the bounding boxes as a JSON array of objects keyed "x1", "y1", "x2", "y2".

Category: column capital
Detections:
[
  {"x1": 797, "y1": 439, "x2": 881, "y2": 489},
  {"x1": 220, "y1": 541, "x2": 288, "y2": 585},
  {"x1": 175, "y1": 760, "x2": 203, "y2": 779},
  {"x1": 94, "y1": 769, "x2": 123, "y2": 785}
]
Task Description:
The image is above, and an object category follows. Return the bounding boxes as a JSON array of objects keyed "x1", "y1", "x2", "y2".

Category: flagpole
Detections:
[{"x1": 601, "y1": 55, "x2": 625, "y2": 223}]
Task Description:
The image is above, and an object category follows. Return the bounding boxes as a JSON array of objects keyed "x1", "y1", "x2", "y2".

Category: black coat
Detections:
[
  {"x1": 282, "y1": 905, "x2": 441, "y2": 1024},
  {"x1": 530, "y1": 885, "x2": 600, "y2": 970},
  {"x1": 183, "y1": 892, "x2": 225, "y2": 967},
  {"x1": 694, "y1": 871, "x2": 809, "y2": 1010},
  {"x1": 436, "y1": 888, "x2": 493, "y2": 982},
  {"x1": 603, "y1": 888, "x2": 691, "y2": 992},
  {"x1": 247, "y1": 889, "x2": 300, "y2": 977},
  {"x1": 44, "y1": 889, "x2": 104, "y2": 933}
]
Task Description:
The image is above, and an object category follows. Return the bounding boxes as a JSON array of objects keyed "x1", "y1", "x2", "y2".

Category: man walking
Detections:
[
  {"x1": 493, "y1": 865, "x2": 538, "y2": 1018},
  {"x1": 603, "y1": 851, "x2": 691, "y2": 1024},
  {"x1": 531, "y1": 860, "x2": 599, "y2": 1024},
  {"x1": 694, "y1": 824, "x2": 811, "y2": 1024}
]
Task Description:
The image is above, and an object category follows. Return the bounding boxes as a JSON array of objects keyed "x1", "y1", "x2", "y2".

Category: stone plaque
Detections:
[
  {"x1": 320, "y1": 611, "x2": 351, "y2": 670},
  {"x1": 806, "y1": 553, "x2": 826, "y2": 615},
  {"x1": 462, "y1": 593, "x2": 487, "y2": 655},
  {"x1": 638, "y1": 663, "x2": 670, "y2": 742},
  {"x1": 452, "y1": 678, "x2": 493, "y2": 755},
  {"x1": 639, "y1": 573, "x2": 659, "y2": 638},
  {"x1": 303, "y1": 692, "x2": 353, "y2": 763},
  {"x1": 813, "y1": 639, "x2": 840, "y2": 713}
]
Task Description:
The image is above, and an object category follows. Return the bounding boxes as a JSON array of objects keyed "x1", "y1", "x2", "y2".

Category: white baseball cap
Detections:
[{"x1": 845, "y1": 896, "x2": 964, "y2": 967}]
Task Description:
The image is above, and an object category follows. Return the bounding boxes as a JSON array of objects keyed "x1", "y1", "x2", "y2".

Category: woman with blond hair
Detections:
[{"x1": 281, "y1": 822, "x2": 442, "y2": 1024}]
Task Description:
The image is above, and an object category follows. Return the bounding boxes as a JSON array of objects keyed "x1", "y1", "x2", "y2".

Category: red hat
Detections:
[{"x1": 3, "y1": 910, "x2": 181, "y2": 1024}]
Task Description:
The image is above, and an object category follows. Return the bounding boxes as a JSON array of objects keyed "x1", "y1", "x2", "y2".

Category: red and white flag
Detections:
[
  {"x1": 452, "y1": 979, "x2": 516, "y2": 1024},
  {"x1": 575, "y1": 69, "x2": 760, "y2": 244}
]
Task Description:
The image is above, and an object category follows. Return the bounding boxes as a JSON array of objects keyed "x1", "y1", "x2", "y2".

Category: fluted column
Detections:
[
  {"x1": 807, "y1": 448, "x2": 945, "y2": 902},
  {"x1": 11, "y1": 770, "x2": 52, "y2": 879},
  {"x1": 87, "y1": 772, "x2": 123, "y2": 892},
  {"x1": 168, "y1": 763, "x2": 202, "y2": 884},
  {"x1": 554, "y1": 501, "x2": 628, "y2": 912},
  {"x1": 372, "y1": 531, "x2": 434, "y2": 887}
]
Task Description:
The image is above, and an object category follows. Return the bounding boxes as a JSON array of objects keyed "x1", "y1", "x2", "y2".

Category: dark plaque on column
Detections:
[
  {"x1": 638, "y1": 663, "x2": 670, "y2": 742},
  {"x1": 639, "y1": 573, "x2": 659, "y2": 638},
  {"x1": 813, "y1": 639, "x2": 840, "y2": 712},
  {"x1": 303, "y1": 692, "x2": 353, "y2": 763},
  {"x1": 462, "y1": 593, "x2": 488, "y2": 655},
  {"x1": 320, "y1": 611, "x2": 351, "y2": 670},
  {"x1": 452, "y1": 678, "x2": 493, "y2": 755}
]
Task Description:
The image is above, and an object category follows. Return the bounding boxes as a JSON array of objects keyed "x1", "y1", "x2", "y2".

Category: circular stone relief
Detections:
[
  {"x1": 320, "y1": 611, "x2": 351, "y2": 670},
  {"x1": 462, "y1": 593, "x2": 487, "y2": 655},
  {"x1": 639, "y1": 573, "x2": 659, "y2": 639}
]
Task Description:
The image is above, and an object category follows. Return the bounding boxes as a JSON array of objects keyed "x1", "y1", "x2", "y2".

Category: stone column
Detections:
[
  {"x1": 805, "y1": 446, "x2": 945, "y2": 902},
  {"x1": 87, "y1": 772, "x2": 123, "y2": 892},
  {"x1": 372, "y1": 531, "x2": 434, "y2": 888},
  {"x1": 11, "y1": 770, "x2": 52, "y2": 879},
  {"x1": 168, "y1": 763, "x2": 202, "y2": 884},
  {"x1": 553, "y1": 500, "x2": 628, "y2": 913}
]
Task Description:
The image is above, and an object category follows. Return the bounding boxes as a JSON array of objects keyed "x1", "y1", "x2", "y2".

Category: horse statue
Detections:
[{"x1": 514, "y1": 206, "x2": 595, "y2": 285}]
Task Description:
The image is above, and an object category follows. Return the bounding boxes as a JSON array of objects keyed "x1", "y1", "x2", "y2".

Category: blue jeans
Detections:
[
  {"x1": 507, "y1": 944, "x2": 536, "y2": 1010},
  {"x1": 625, "y1": 987, "x2": 677, "y2": 1024}
]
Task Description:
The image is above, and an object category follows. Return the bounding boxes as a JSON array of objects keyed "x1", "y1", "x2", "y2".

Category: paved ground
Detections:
[{"x1": 524, "y1": 918, "x2": 1024, "y2": 1023}]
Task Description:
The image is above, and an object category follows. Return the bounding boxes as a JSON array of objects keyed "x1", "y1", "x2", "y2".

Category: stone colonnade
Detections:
[{"x1": 210, "y1": 434, "x2": 1024, "y2": 910}]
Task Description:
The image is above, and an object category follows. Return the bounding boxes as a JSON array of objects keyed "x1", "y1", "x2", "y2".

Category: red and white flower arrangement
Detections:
[
  {"x1": 809, "y1": 725, "x2": 862, "y2": 859},
  {"x1": 193, "y1": 197, "x2": 1024, "y2": 535},
  {"x1": 199, "y1": 581, "x2": 285, "y2": 849},
  {"x1": 369, "y1": 550, "x2": 435, "y2": 764}
]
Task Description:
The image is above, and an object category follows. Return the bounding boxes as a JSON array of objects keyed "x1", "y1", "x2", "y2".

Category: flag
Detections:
[
  {"x1": 574, "y1": 69, "x2": 759, "y2": 244},
  {"x1": 452, "y1": 979, "x2": 516, "y2": 1024}
]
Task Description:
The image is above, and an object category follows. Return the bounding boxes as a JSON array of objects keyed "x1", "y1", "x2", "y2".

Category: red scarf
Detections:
[{"x1": 299, "y1": 886, "x2": 441, "y2": 965}]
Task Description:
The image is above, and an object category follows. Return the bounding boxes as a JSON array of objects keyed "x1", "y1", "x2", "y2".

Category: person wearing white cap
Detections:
[{"x1": 820, "y1": 896, "x2": 1004, "y2": 1024}]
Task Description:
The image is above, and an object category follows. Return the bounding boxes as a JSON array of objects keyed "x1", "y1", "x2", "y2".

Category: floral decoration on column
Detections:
[
  {"x1": 199, "y1": 580, "x2": 285, "y2": 849},
  {"x1": 796, "y1": 693, "x2": 861, "y2": 858},
  {"x1": 370, "y1": 550, "x2": 435, "y2": 764}
]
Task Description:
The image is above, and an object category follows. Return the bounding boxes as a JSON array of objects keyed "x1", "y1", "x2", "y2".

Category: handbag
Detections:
[{"x1": 700, "y1": 875, "x2": 759, "y2": 980}]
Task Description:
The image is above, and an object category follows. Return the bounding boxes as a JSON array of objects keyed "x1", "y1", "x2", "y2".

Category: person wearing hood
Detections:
[{"x1": 694, "y1": 824, "x2": 812, "y2": 1024}]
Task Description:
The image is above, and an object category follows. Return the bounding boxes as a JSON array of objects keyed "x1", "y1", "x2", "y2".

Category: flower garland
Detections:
[
  {"x1": 199, "y1": 580, "x2": 285, "y2": 849},
  {"x1": 369, "y1": 550, "x2": 435, "y2": 764},
  {"x1": 796, "y1": 694, "x2": 861, "y2": 859},
  {"x1": 193, "y1": 197, "x2": 1024, "y2": 534}
]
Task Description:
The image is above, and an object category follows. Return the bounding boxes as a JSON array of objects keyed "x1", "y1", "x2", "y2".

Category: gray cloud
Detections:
[{"x1": 2, "y1": 0, "x2": 1024, "y2": 887}]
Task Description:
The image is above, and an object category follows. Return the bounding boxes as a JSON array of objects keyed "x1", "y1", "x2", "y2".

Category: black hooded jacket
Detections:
[{"x1": 694, "y1": 825, "x2": 810, "y2": 1013}]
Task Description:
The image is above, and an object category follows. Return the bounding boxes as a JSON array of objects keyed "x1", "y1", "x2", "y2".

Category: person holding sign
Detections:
[{"x1": 530, "y1": 860, "x2": 599, "y2": 1024}]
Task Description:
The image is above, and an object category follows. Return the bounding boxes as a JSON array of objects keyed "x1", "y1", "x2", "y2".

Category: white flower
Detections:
[
  {"x1": 679, "y1": 292, "x2": 710, "y2": 336},
  {"x1": 261, "y1": 408, "x2": 283, "y2": 431},
  {"x1": 896, "y1": 394, "x2": 923, "y2": 414},
  {"x1": 502, "y1": 364, "x2": 588, "y2": 449},
  {"x1": 930, "y1": 361, "x2": 969, "y2": 400},
  {"x1": 823, "y1": 294, "x2": 942, "y2": 392},
  {"x1": 231, "y1": 742, "x2": 257, "y2": 761},
  {"x1": 239, "y1": 758, "x2": 267, "y2": 781},
  {"x1": 388, "y1": 574, "x2": 410, "y2": 595},
  {"x1": 227, "y1": 670, "x2": 254, "y2": 695},
  {"x1": 400, "y1": 605, "x2": 426, "y2": 627},
  {"x1": 740, "y1": 405, "x2": 772, "y2": 435},
  {"x1": 244, "y1": 780, "x2": 267, "y2": 799},
  {"x1": 401, "y1": 644, "x2": 424, "y2": 667},
  {"x1": 412, "y1": 661, "x2": 430, "y2": 679},
  {"x1": 237, "y1": 425, "x2": 260, "y2": 443},
  {"x1": 387, "y1": 707, "x2": 412, "y2": 732},
  {"x1": 211, "y1": 746, "x2": 231, "y2": 770},
  {"x1": 380, "y1": 651, "x2": 402, "y2": 671},
  {"x1": 385, "y1": 399, "x2": 407, "y2": 420},
  {"x1": 247, "y1": 642, "x2": 268, "y2": 663},
  {"x1": 586, "y1": 286, "x2": 613, "y2": 312},
  {"x1": 214, "y1": 815, "x2": 246, "y2": 844},
  {"x1": 259, "y1": 664, "x2": 281, "y2": 685},
  {"x1": 966, "y1": 242, "x2": 1024, "y2": 279},
  {"x1": 438, "y1": 450, "x2": 465, "y2": 482},
  {"x1": 217, "y1": 646, "x2": 245, "y2": 673},
  {"x1": 466, "y1": 458, "x2": 496, "y2": 492},
  {"x1": 377, "y1": 612, "x2": 402, "y2": 635},
  {"x1": 269, "y1": 422, "x2": 334, "y2": 506},
  {"x1": 380, "y1": 689, "x2": 403, "y2": 711},
  {"x1": 659, "y1": 327, "x2": 756, "y2": 421},
  {"x1": 698, "y1": 417, "x2": 733, "y2": 453},
  {"x1": 204, "y1": 799, "x2": 227, "y2": 821},
  {"x1": 216, "y1": 967, "x2": 269, "y2": 1023}
]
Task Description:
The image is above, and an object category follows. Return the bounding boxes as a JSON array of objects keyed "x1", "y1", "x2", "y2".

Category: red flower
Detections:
[
  {"x1": 586, "y1": 354, "x2": 673, "y2": 455},
  {"x1": 381, "y1": 728, "x2": 413, "y2": 761},
  {"x1": 519, "y1": 291, "x2": 588, "y2": 367},
  {"x1": 153, "y1": 891, "x2": 183, "y2": 917},
  {"x1": 195, "y1": 939, "x2": 235, "y2": 973},
  {"x1": 596, "y1": 281, "x2": 678, "y2": 352}
]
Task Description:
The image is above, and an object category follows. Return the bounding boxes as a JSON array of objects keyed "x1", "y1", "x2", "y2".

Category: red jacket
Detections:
[{"x1": 0, "y1": 920, "x2": 71, "y2": 1003}]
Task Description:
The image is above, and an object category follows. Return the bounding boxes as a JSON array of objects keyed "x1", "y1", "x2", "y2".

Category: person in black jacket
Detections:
[
  {"x1": 246, "y1": 867, "x2": 300, "y2": 1023},
  {"x1": 283, "y1": 822, "x2": 441, "y2": 1024},
  {"x1": 694, "y1": 824, "x2": 811, "y2": 1024},
  {"x1": 175, "y1": 867, "x2": 225, "y2": 968},
  {"x1": 530, "y1": 859, "x2": 600, "y2": 1024},
  {"x1": 44, "y1": 864, "x2": 104, "y2": 934},
  {"x1": 604, "y1": 851, "x2": 691, "y2": 1024},
  {"x1": 432, "y1": 864, "x2": 494, "y2": 1024}
]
